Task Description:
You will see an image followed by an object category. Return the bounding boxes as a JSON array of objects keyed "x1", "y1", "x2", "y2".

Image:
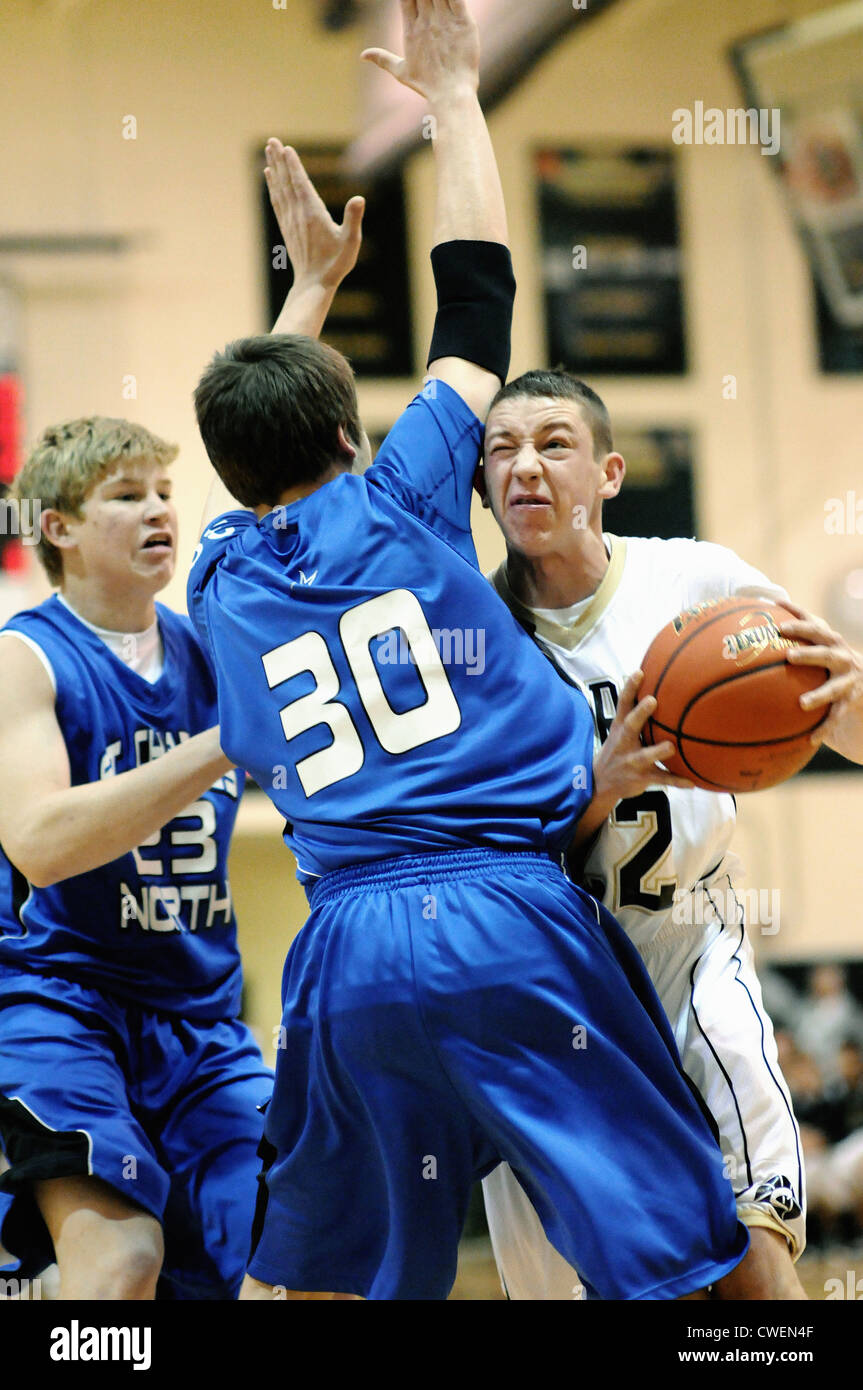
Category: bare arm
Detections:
[
  {"x1": 0, "y1": 638, "x2": 233, "y2": 887},
  {"x1": 199, "y1": 142, "x2": 365, "y2": 532},
  {"x1": 363, "y1": 0, "x2": 508, "y2": 419}
]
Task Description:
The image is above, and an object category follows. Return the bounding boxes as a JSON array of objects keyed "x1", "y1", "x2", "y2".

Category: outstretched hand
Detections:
[
  {"x1": 265, "y1": 139, "x2": 365, "y2": 294},
  {"x1": 362, "y1": 0, "x2": 480, "y2": 103}
]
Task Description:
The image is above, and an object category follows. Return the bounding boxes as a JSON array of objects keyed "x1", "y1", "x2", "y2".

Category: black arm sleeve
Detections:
[{"x1": 426, "y1": 240, "x2": 516, "y2": 385}]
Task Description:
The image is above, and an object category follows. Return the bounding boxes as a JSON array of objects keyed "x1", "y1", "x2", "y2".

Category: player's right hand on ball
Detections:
[{"x1": 593, "y1": 670, "x2": 695, "y2": 806}]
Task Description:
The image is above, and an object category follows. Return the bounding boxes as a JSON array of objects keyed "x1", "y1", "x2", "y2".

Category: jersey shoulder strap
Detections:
[{"x1": 488, "y1": 564, "x2": 582, "y2": 691}]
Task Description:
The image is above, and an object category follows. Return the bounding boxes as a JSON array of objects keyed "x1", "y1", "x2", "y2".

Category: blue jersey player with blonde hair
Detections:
[
  {"x1": 188, "y1": 0, "x2": 752, "y2": 1301},
  {"x1": 0, "y1": 133, "x2": 367, "y2": 1298},
  {"x1": 0, "y1": 415, "x2": 268, "y2": 1300}
]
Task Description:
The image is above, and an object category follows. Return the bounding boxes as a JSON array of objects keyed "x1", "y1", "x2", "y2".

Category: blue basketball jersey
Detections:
[
  {"x1": 187, "y1": 381, "x2": 595, "y2": 880},
  {"x1": 0, "y1": 598, "x2": 245, "y2": 1020}
]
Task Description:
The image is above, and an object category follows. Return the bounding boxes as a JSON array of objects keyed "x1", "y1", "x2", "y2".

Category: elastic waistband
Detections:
[{"x1": 308, "y1": 847, "x2": 563, "y2": 906}]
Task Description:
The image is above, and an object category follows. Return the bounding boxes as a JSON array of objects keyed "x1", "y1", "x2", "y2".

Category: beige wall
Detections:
[
  {"x1": 3, "y1": 0, "x2": 862, "y2": 1035},
  {"x1": 230, "y1": 798, "x2": 300, "y2": 1063}
]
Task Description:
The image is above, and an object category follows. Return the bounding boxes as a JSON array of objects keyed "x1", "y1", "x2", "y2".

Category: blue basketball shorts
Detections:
[
  {"x1": 247, "y1": 848, "x2": 748, "y2": 1299},
  {"x1": 0, "y1": 970, "x2": 273, "y2": 1298}
]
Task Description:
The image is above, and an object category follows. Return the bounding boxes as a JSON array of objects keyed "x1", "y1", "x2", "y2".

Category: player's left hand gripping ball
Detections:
[{"x1": 781, "y1": 603, "x2": 863, "y2": 765}]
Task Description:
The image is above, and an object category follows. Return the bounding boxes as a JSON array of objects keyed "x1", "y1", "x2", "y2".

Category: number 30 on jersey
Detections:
[{"x1": 262, "y1": 590, "x2": 462, "y2": 797}]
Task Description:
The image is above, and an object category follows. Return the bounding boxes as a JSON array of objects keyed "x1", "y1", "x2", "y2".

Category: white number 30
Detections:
[{"x1": 261, "y1": 589, "x2": 461, "y2": 797}]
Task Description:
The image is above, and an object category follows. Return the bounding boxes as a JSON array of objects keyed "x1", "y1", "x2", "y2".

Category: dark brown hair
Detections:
[
  {"x1": 194, "y1": 335, "x2": 363, "y2": 506},
  {"x1": 487, "y1": 368, "x2": 613, "y2": 459}
]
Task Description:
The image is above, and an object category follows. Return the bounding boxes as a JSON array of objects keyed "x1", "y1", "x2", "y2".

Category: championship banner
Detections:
[
  {"x1": 734, "y1": 0, "x2": 863, "y2": 371},
  {"x1": 260, "y1": 146, "x2": 412, "y2": 378},
  {"x1": 536, "y1": 146, "x2": 686, "y2": 376}
]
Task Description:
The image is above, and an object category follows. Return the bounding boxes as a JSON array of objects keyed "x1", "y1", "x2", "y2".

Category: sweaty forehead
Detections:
[{"x1": 485, "y1": 396, "x2": 588, "y2": 440}]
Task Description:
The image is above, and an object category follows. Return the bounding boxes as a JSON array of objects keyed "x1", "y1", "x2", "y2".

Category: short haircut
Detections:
[
  {"x1": 193, "y1": 335, "x2": 363, "y2": 508},
  {"x1": 487, "y1": 368, "x2": 613, "y2": 459},
  {"x1": 12, "y1": 417, "x2": 178, "y2": 585}
]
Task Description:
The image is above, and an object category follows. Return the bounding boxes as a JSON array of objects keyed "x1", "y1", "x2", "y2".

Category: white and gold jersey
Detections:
[
  {"x1": 483, "y1": 536, "x2": 806, "y2": 1289},
  {"x1": 490, "y1": 534, "x2": 788, "y2": 949}
]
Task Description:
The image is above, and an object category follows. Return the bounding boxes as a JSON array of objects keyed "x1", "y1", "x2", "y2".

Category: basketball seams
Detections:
[
  {"x1": 647, "y1": 715, "x2": 819, "y2": 790},
  {"x1": 642, "y1": 597, "x2": 784, "y2": 759},
  {"x1": 643, "y1": 596, "x2": 772, "y2": 706},
  {"x1": 676, "y1": 660, "x2": 827, "y2": 745},
  {"x1": 649, "y1": 713, "x2": 823, "y2": 750},
  {"x1": 640, "y1": 597, "x2": 828, "y2": 791}
]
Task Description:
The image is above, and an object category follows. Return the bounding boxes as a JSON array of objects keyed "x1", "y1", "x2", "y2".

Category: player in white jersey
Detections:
[{"x1": 478, "y1": 369, "x2": 863, "y2": 1300}]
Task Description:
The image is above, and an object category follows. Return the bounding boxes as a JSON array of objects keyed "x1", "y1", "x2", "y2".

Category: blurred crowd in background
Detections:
[{"x1": 764, "y1": 963, "x2": 863, "y2": 1249}]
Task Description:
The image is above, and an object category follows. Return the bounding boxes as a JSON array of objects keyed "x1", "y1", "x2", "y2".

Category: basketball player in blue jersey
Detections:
[
  {"x1": 475, "y1": 368, "x2": 863, "y2": 1300},
  {"x1": 188, "y1": 0, "x2": 751, "y2": 1301},
  {"x1": 0, "y1": 416, "x2": 270, "y2": 1300},
  {"x1": 0, "y1": 166, "x2": 367, "y2": 1298}
]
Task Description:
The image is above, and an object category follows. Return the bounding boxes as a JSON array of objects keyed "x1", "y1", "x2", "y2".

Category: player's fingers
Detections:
[
  {"x1": 810, "y1": 697, "x2": 847, "y2": 745},
  {"x1": 775, "y1": 598, "x2": 812, "y2": 620},
  {"x1": 265, "y1": 163, "x2": 289, "y2": 213},
  {"x1": 615, "y1": 669, "x2": 644, "y2": 719},
  {"x1": 809, "y1": 706, "x2": 837, "y2": 744},
  {"x1": 787, "y1": 642, "x2": 849, "y2": 670},
  {"x1": 342, "y1": 195, "x2": 366, "y2": 238},
  {"x1": 780, "y1": 616, "x2": 837, "y2": 644},
  {"x1": 801, "y1": 672, "x2": 856, "y2": 709},
  {"x1": 283, "y1": 146, "x2": 316, "y2": 199},
  {"x1": 640, "y1": 739, "x2": 675, "y2": 765},
  {"x1": 810, "y1": 717, "x2": 834, "y2": 746},
  {"x1": 266, "y1": 143, "x2": 296, "y2": 200},
  {"x1": 361, "y1": 48, "x2": 405, "y2": 79},
  {"x1": 265, "y1": 143, "x2": 290, "y2": 191},
  {"x1": 652, "y1": 771, "x2": 695, "y2": 790},
  {"x1": 777, "y1": 598, "x2": 833, "y2": 629},
  {"x1": 623, "y1": 694, "x2": 656, "y2": 737},
  {"x1": 281, "y1": 147, "x2": 331, "y2": 221}
]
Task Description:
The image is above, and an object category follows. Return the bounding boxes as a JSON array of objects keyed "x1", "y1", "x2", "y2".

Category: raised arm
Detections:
[
  {"x1": 364, "y1": 0, "x2": 513, "y2": 420},
  {"x1": 199, "y1": 142, "x2": 366, "y2": 530},
  {"x1": 0, "y1": 639, "x2": 233, "y2": 887}
]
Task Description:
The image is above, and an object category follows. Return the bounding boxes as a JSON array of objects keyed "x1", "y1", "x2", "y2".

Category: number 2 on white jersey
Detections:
[
  {"x1": 262, "y1": 589, "x2": 462, "y2": 797},
  {"x1": 612, "y1": 791, "x2": 677, "y2": 912}
]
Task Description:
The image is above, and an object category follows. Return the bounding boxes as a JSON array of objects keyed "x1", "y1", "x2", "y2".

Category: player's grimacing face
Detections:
[
  {"x1": 482, "y1": 397, "x2": 615, "y2": 558},
  {"x1": 66, "y1": 458, "x2": 178, "y2": 591}
]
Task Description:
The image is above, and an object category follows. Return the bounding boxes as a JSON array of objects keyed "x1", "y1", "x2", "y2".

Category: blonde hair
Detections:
[{"x1": 11, "y1": 417, "x2": 179, "y2": 585}]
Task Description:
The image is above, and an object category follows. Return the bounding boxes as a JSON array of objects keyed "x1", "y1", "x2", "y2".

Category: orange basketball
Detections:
[{"x1": 639, "y1": 596, "x2": 829, "y2": 793}]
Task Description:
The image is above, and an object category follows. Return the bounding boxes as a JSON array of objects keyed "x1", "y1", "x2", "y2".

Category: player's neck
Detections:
[
  {"x1": 58, "y1": 577, "x2": 158, "y2": 634},
  {"x1": 257, "y1": 462, "x2": 351, "y2": 517},
  {"x1": 506, "y1": 529, "x2": 610, "y2": 611}
]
